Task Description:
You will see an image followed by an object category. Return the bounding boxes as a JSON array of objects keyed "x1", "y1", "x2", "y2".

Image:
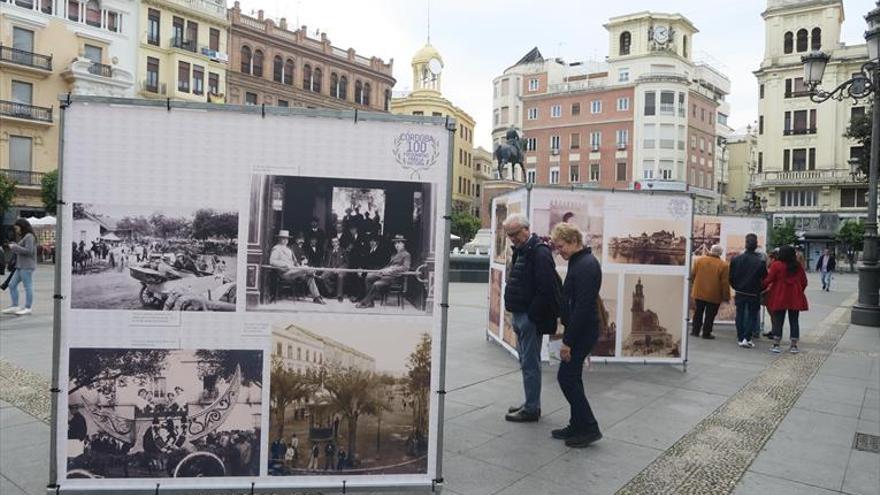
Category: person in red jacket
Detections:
[{"x1": 762, "y1": 245, "x2": 808, "y2": 354}]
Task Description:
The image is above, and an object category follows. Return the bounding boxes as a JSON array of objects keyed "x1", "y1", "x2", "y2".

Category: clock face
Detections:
[
  {"x1": 654, "y1": 26, "x2": 669, "y2": 44},
  {"x1": 428, "y1": 58, "x2": 443, "y2": 75}
]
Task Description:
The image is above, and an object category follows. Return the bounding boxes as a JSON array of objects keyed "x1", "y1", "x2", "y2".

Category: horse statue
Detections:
[{"x1": 494, "y1": 127, "x2": 525, "y2": 182}]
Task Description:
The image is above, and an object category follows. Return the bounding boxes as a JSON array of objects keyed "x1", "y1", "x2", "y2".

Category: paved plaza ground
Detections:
[{"x1": 1, "y1": 267, "x2": 877, "y2": 494}]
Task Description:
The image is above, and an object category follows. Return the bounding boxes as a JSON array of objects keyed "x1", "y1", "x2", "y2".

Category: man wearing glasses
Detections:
[{"x1": 502, "y1": 214, "x2": 558, "y2": 422}]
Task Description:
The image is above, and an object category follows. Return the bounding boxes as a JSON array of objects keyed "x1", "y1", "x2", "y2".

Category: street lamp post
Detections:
[{"x1": 802, "y1": 2, "x2": 880, "y2": 327}]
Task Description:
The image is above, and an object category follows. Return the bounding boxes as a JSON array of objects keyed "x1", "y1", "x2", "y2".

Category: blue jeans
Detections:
[
  {"x1": 8, "y1": 268, "x2": 34, "y2": 309},
  {"x1": 734, "y1": 296, "x2": 760, "y2": 342},
  {"x1": 512, "y1": 312, "x2": 541, "y2": 414},
  {"x1": 821, "y1": 271, "x2": 832, "y2": 289}
]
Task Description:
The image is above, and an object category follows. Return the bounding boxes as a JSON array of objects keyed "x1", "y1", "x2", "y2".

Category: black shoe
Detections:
[
  {"x1": 313, "y1": 297, "x2": 326, "y2": 305},
  {"x1": 690, "y1": 331, "x2": 700, "y2": 337},
  {"x1": 508, "y1": 405, "x2": 523, "y2": 414},
  {"x1": 565, "y1": 430, "x2": 603, "y2": 448},
  {"x1": 505, "y1": 409, "x2": 540, "y2": 422},
  {"x1": 551, "y1": 424, "x2": 576, "y2": 440},
  {"x1": 701, "y1": 334, "x2": 716, "y2": 340},
  {"x1": 763, "y1": 331, "x2": 774, "y2": 338}
]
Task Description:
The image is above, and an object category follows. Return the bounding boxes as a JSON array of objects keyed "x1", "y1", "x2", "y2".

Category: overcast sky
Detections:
[{"x1": 241, "y1": 0, "x2": 877, "y2": 149}]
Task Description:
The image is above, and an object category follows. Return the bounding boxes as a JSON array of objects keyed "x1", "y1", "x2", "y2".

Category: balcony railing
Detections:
[
  {"x1": 0, "y1": 45, "x2": 52, "y2": 71},
  {"x1": 752, "y1": 169, "x2": 856, "y2": 186},
  {"x1": 170, "y1": 37, "x2": 197, "y2": 53},
  {"x1": 1, "y1": 169, "x2": 45, "y2": 186},
  {"x1": 783, "y1": 128, "x2": 817, "y2": 136},
  {"x1": 0, "y1": 100, "x2": 52, "y2": 122},
  {"x1": 140, "y1": 80, "x2": 167, "y2": 95},
  {"x1": 87, "y1": 62, "x2": 113, "y2": 78}
]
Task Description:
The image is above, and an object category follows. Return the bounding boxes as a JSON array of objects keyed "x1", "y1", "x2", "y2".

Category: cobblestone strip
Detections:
[
  {"x1": 616, "y1": 302, "x2": 854, "y2": 495},
  {"x1": 0, "y1": 359, "x2": 51, "y2": 423}
]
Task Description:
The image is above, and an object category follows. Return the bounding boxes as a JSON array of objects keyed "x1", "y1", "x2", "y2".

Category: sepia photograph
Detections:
[
  {"x1": 246, "y1": 175, "x2": 436, "y2": 316},
  {"x1": 66, "y1": 348, "x2": 263, "y2": 479},
  {"x1": 70, "y1": 204, "x2": 238, "y2": 311},
  {"x1": 538, "y1": 195, "x2": 605, "y2": 265},
  {"x1": 621, "y1": 274, "x2": 684, "y2": 358},
  {"x1": 593, "y1": 273, "x2": 618, "y2": 357},
  {"x1": 725, "y1": 233, "x2": 767, "y2": 262},
  {"x1": 492, "y1": 201, "x2": 509, "y2": 265},
  {"x1": 267, "y1": 321, "x2": 431, "y2": 476},
  {"x1": 607, "y1": 218, "x2": 688, "y2": 266},
  {"x1": 488, "y1": 268, "x2": 502, "y2": 337},
  {"x1": 692, "y1": 217, "x2": 721, "y2": 257},
  {"x1": 502, "y1": 310, "x2": 518, "y2": 349}
]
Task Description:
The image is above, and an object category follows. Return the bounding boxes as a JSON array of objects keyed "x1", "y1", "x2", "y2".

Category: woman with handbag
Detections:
[
  {"x1": 2, "y1": 218, "x2": 37, "y2": 316},
  {"x1": 762, "y1": 245, "x2": 808, "y2": 354}
]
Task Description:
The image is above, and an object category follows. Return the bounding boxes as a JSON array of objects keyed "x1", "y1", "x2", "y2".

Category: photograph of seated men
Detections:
[{"x1": 247, "y1": 175, "x2": 436, "y2": 316}]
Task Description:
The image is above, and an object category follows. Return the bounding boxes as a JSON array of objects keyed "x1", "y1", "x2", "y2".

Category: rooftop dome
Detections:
[{"x1": 412, "y1": 43, "x2": 443, "y2": 65}]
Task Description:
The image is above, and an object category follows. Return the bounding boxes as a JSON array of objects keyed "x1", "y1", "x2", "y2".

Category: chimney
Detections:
[
  {"x1": 257, "y1": 9, "x2": 263, "y2": 20},
  {"x1": 279, "y1": 17, "x2": 287, "y2": 30}
]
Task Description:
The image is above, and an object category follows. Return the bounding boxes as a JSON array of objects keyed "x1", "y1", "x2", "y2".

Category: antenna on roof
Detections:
[{"x1": 427, "y1": 0, "x2": 431, "y2": 43}]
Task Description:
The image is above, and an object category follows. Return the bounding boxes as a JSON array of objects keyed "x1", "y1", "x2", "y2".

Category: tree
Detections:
[
  {"x1": 150, "y1": 213, "x2": 191, "y2": 239},
  {"x1": 836, "y1": 219, "x2": 865, "y2": 272},
  {"x1": 404, "y1": 333, "x2": 431, "y2": 453},
  {"x1": 269, "y1": 361, "x2": 318, "y2": 440},
  {"x1": 450, "y1": 211, "x2": 481, "y2": 244},
  {"x1": 321, "y1": 363, "x2": 390, "y2": 463},
  {"x1": 72, "y1": 202, "x2": 87, "y2": 219},
  {"x1": 192, "y1": 209, "x2": 238, "y2": 240},
  {"x1": 116, "y1": 215, "x2": 152, "y2": 238},
  {"x1": 40, "y1": 169, "x2": 58, "y2": 215},
  {"x1": 68, "y1": 348, "x2": 169, "y2": 396},
  {"x1": 770, "y1": 220, "x2": 798, "y2": 249},
  {"x1": 844, "y1": 103, "x2": 871, "y2": 177},
  {"x1": 194, "y1": 349, "x2": 263, "y2": 388},
  {"x1": 0, "y1": 174, "x2": 15, "y2": 218}
]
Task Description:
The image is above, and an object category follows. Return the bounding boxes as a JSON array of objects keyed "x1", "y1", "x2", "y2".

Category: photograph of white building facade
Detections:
[{"x1": 753, "y1": 0, "x2": 873, "y2": 260}]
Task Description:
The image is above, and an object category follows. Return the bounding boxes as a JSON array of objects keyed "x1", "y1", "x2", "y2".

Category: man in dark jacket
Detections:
[
  {"x1": 502, "y1": 213, "x2": 557, "y2": 422},
  {"x1": 729, "y1": 234, "x2": 767, "y2": 348},
  {"x1": 816, "y1": 248, "x2": 836, "y2": 291}
]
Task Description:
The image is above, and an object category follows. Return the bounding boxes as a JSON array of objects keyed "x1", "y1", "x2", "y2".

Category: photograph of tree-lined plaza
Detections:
[{"x1": 268, "y1": 322, "x2": 430, "y2": 475}]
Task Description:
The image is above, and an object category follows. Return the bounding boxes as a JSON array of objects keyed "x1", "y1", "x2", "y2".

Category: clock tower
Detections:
[{"x1": 411, "y1": 43, "x2": 444, "y2": 93}]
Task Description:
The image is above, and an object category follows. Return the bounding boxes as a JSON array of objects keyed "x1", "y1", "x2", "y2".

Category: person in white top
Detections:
[{"x1": 269, "y1": 230, "x2": 324, "y2": 304}]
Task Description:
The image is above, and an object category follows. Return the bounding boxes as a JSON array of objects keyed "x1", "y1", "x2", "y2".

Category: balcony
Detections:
[
  {"x1": 0, "y1": 45, "x2": 52, "y2": 73},
  {"x1": 1, "y1": 169, "x2": 45, "y2": 187},
  {"x1": 87, "y1": 62, "x2": 113, "y2": 78},
  {"x1": 783, "y1": 128, "x2": 817, "y2": 136},
  {"x1": 0, "y1": 100, "x2": 52, "y2": 123},
  {"x1": 61, "y1": 57, "x2": 133, "y2": 97},
  {"x1": 140, "y1": 80, "x2": 167, "y2": 96},
  {"x1": 170, "y1": 37, "x2": 198, "y2": 53},
  {"x1": 199, "y1": 46, "x2": 228, "y2": 63},
  {"x1": 752, "y1": 169, "x2": 856, "y2": 187}
]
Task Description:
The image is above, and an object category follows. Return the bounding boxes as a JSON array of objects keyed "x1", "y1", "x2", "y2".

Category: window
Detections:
[
  {"x1": 500, "y1": 78, "x2": 510, "y2": 96},
  {"x1": 493, "y1": 110, "x2": 499, "y2": 125},
  {"x1": 313, "y1": 68, "x2": 322, "y2": 93},
  {"x1": 67, "y1": 0, "x2": 80, "y2": 22},
  {"x1": 193, "y1": 65, "x2": 204, "y2": 95},
  {"x1": 699, "y1": 137, "x2": 705, "y2": 152},
  {"x1": 362, "y1": 83, "x2": 371, "y2": 105},
  {"x1": 643, "y1": 124, "x2": 656, "y2": 149},
  {"x1": 717, "y1": 113, "x2": 729, "y2": 126},
  {"x1": 616, "y1": 129, "x2": 628, "y2": 148},
  {"x1": 570, "y1": 164, "x2": 580, "y2": 183},
  {"x1": 551, "y1": 104, "x2": 562, "y2": 118},
  {"x1": 784, "y1": 148, "x2": 816, "y2": 171},
  {"x1": 570, "y1": 133, "x2": 580, "y2": 149},
  {"x1": 682, "y1": 35, "x2": 688, "y2": 57},
  {"x1": 780, "y1": 189, "x2": 818, "y2": 207},
  {"x1": 273, "y1": 56, "x2": 283, "y2": 83},
  {"x1": 525, "y1": 137, "x2": 537, "y2": 151},
  {"x1": 784, "y1": 77, "x2": 808, "y2": 97},
  {"x1": 784, "y1": 109, "x2": 817, "y2": 134},
  {"x1": 784, "y1": 31, "x2": 794, "y2": 54},
  {"x1": 338, "y1": 75, "x2": 348, "y2": 99},
  {"x1": 413, "y1": 111, "x2": 424, "y2": 116},
  {"x1": 590, "y1": 163, "x2": 600, "y2": 182},
  {"x1": 85, "y1": 0, "x2": 100, "y2": 27},
  {"x1": 757, "y1": 152, "x2": 763, "y2": 173},
  {"x1": 759, "y1": 115, "x2": 764, "y2": 134},
  {"x1": 9, "y1": 135, "x2": 32, "y2": 174},
  {"x1": 210, "y1": 28, "x2": 220, "y2": 52},
  {"x1": 811, "y1": 27, "x2": 822, "y2": 51},
  {"x1": 796, "y1": 29, "x2": 808, "y2": 52},
  {"x1": 616, "y1": 162, "x2": 627, "y2": 181},
  {"x1": 620, "y1": 31, "x2": 631, "y2": 55},
  {"x1": 690, "y1": 136, "x2": 696, "y2": 149},
  {"x1": 208, "y1": 72, "x2": 219, "y2": 94},
  {"x1": 500, "y1": 106, "x2": 509, "y2": 124},
  {"x1": 660, "y1": 125, "x2": 675, "y2": 149},
  {"x1": 644, "y1": 91, "x2": 655, "y2": 116},
  {"x1": 678, "y1": 92, "x2": 686, "y2": 117},
  {"x1": 591, "y1": 100, "x2": 602, "y2": 114},
  {"x1": 619, "y1": 69, "x2": 630, "y2": 82},
  {"x1": 527, "y1": 107, "x2": 538, "y2": 120},
  {"x1": 571, "y1": 102, "x2": 581, "y2": 116},
  {"x1": 759, "y1": 84, "x2": 765, "y2": 99},
  {"x1": 528, "y1": 78, "x2": 539, "y2": 91},
  {"x1": 84, "y1": 44, "x2": 102, "y2": 64},
  {"x1": 550, "y1": 135, "x2": 561, "y2": 150},
  {"x1": 526, "y1": 169, "x2": 536, "y2": 183},
  {"x1": 659, "y1": 91, "x2": 675, "y2": 115},
  {"x1": 177, "y1": 61, "x2": 190, "y2": 92},
  {"x1": 550, "y1": 167, "x2": 560, "y2": 184},
  {"x1": 677, "y1": 125, "x2": 686, "y2": 150},
  {"x1": 186, "y1": 20, "x2": 199, "y2": 50},
  {"x1": 643, "y1": 161, "x2": 654, "y2": 179},
  {"x1": 11, "y1": 80, "x2": 33, "y2": 104},
  {"x1": 617, "y1": 97, "x2": 629, "y2": 111},
  {"x1": 840, "y1": 188, "x2": 868, "y2": 208},
  {"x1": 147, "y1": 9, "x2": 160, "y2": 45},
  {"x1": 700, "y1": 108, "x2": 705, "y2": 121},
  {"x1": 146, "y1": 57, "x2": 159, "y2": 92},
  {"x1": 252, "y1": 50, "x2": 263, "y2": 77},
  {"x1": 284, "y1": 59, "x2": 294, "y2": 86},
  {"x1": 851, "y1": 106, "x2": 866, "y2": 121},
  {"x1": 303, "y1": 64, "x2": 311, "y2": 90},
  {"x1": 172, "y1": 16, "x2": 184, "y2": 44},
  {"x1": 659, "y1": 160, "x2": 674, "y2": 180},
  {"x1": 240, "y1": 46, "x2": 251, "y2": 74},
  {"x1": 104, "y1": 11, "x2": 118, "y2": 31},
  {"x1": 590, "y1": 132, "x2": 601, "y2": 151},
  {"x1": 275, "y1": 343, "x2": 282, "y2": 356},
  {"x1": 245, "y1": 92, "x2": 257, "y2": 105}
]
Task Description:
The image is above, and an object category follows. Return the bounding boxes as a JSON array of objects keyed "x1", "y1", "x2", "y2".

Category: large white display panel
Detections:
[{"x1": 52, "y1": 98, "x2": 452, "y2": 493}]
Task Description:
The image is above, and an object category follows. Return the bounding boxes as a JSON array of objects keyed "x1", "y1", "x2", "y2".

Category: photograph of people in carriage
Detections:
[
  {"x1": 65, "y1": 348, "x2": 263, "y2": 478},
  {"x1": 246, "y1": 175, "x2": 436, "y2": 316},
  {"x1": 69, "y1": 203, "x2": 238, "y2": 311},
  {"x1": 267, "y1": 321, "x2": 431, "y2": 476}
]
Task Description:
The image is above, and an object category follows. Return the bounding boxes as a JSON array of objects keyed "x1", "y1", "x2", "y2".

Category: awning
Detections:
[
  {"x1": 802, "y1": 229, "x2": 836, "y2": 241},
  {"x1": 29, "y1": 215, "x2": 56, "y2": 226},
  {"x1": 100, "y1": 232, "x2": 121, "y2": 241}
]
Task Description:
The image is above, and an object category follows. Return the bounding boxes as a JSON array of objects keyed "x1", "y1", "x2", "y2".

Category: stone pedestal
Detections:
[{"x1": 481, "y1": 180, "x2": 524, "y2": 228}]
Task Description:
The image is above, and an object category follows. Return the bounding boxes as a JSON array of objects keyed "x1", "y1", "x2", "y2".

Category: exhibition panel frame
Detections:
[{"x1": 50, "y1": 96, "x2": 453, "y2": 493}]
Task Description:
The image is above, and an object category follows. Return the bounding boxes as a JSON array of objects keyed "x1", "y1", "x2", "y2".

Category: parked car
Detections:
[{"x1": 462, "y1": 228, "x2": 491, "y2": 254}]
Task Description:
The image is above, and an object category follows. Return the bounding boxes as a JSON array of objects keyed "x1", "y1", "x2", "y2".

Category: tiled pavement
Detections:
[{"x1": 1, "y1": 269, "x2": 877, "y2": 494}]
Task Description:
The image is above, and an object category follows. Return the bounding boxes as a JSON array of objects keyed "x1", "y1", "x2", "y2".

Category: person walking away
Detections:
[
  {"x1": 549, "y1": 222, "x2": 603, "y2": 448},
  {"x1": 764, "y1": 245, "x2": 808, "y2": 354},
  {"x1": 729, "y1": 234, "x2": 767, "y2": 348},
  {"x1": 502, "y1": 213, "x2": 558, "y2": 423},
  {"x1": 2, "y1": 219, "x2": 37, "y2": 316},
  {"x1": 816, "y1": 248, "x2": 836, "y2": 291},
  {"x1": 690, "y1": 245, "x2": 731, "y2": 339}
]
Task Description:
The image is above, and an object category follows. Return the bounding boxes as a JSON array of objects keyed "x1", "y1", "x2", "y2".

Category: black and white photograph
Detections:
[
  {"x1": 66, "y1": 348, "x2": 263, "y2": 478},
  {"x1": 70, "y1": 203, "x2": 238, "y2": 311},
  {"x1": 606, "y1": 218, "x2": 688, "y2": 266},
  {"x1": 246, "y1": 175, "x2": 436, "y2": 316}
]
